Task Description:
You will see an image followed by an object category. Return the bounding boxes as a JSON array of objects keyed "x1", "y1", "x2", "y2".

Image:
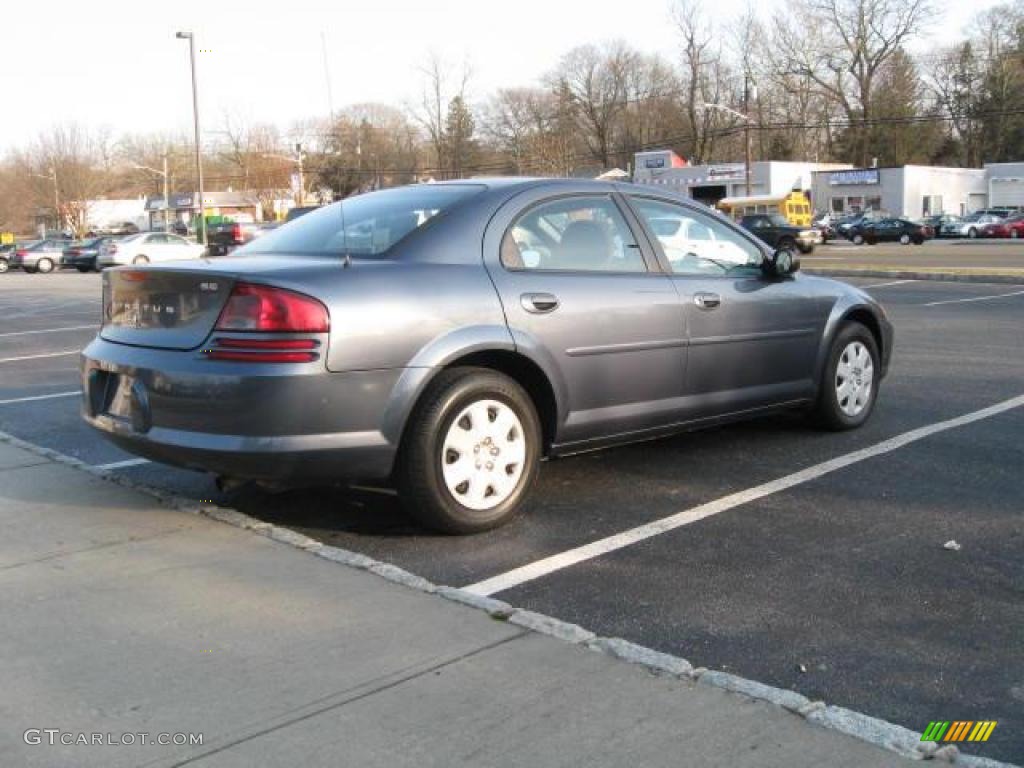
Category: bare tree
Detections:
[
  {"x1": 772, "y1": 0, "x2": 934, "y2": 165},
  {"x1": 673, "y1": 0, "x2": 724, "y2": 162},
  {"x1": 412, "y1": 52, "x2": 471, "y2": 177},
  {"x1": 552, "y1": 41, "x2": 634, "y2": 168}
]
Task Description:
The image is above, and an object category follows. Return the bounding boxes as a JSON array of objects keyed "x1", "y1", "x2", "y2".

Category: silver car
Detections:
[
  {"x1": 82, "y1": 179, "x2": 893, "y2": 533},
  {"x1": 10, "y1": 239, "x2": 70, "y2": 273}
]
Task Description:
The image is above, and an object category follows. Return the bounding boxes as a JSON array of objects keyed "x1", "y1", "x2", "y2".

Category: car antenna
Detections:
[{"x1": 340, "y1": 195, "x2": 352, "y2": 269}]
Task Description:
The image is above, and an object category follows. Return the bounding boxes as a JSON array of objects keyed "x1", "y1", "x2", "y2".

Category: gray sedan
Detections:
[
  {"x1": 10, "y1": 239, "x2": 70, "y2": 273},
  {"x1": 81, "y1": 179, "x2": 892, "y2": 533}
]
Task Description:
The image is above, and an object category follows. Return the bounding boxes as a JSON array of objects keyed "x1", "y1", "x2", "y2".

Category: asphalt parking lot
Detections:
[{"x1": 1, "y1": 267, "x2": 1022, "y2": 763}]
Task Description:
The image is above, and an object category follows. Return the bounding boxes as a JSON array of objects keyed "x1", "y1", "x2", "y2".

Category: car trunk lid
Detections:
[
  {"x1": 100, "y1": 268, "x2": 239, "y2": 350},
  {"x1": 99, "y1": 255, "x2": 341, "y2": 350}
]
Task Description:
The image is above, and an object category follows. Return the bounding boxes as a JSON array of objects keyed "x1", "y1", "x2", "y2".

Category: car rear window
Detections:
[{"x1": 239, "y1": 184, "x2": 485, "y2": 257}]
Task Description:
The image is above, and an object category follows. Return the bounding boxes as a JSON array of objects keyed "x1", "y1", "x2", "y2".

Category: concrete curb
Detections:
[
  {"x1": 806, "y1": 268, "x2": 1024, "y2": 285},
  {"x1": 0, "y1": 427, "x2": 1017, "y2": 767}
]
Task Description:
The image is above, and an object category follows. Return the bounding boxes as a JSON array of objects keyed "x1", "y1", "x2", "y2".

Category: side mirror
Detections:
[{"x1": 764, "y1": 247, "x2": 800, "y2": 278}]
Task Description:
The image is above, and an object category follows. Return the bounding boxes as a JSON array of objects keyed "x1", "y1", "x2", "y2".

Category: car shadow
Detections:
[{"x1": 226, "y1": 410, "x2": 817, "y2": 540}]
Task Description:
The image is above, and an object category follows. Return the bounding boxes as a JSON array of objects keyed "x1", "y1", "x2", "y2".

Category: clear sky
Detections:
[{"x1": 0, "y1": 0, "x2": 1001, "y2": 154}]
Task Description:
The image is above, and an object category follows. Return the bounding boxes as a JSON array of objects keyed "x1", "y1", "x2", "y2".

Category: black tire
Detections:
[
  {"x1": 76, "y1": 265, "x2": 91, "y2": 273},
  {"x1": 813, "y1": 322, "x2": 881, "y2": 431},
  {"x1": 395, "y1": 367, "x2": 541, "y2": 534},
  {"x1": 0, "y1": 258, "x2": 7, "y2": 274},
  {"x1": 968, "y1": 227, "x2": 978, "y2": 239},
  {"x1": 23, "y1": 266, "x2": 38, "y2": 274},
  {"x1": 797, "y1": 242, "x2": 814, "y2": 254},
  {"x1": 36, "y1": 257, "x2": 55, "y2": 273},
  {"x1": 852, "y1": 233, "x2": 865, "y2": 245}
]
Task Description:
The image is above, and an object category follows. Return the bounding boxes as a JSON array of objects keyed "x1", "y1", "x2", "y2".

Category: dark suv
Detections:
[{"x1": 740, "y1": 214, "x2": 821, "y2": 254}]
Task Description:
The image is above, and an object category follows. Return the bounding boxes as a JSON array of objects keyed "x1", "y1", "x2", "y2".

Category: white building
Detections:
[
  {"x1": 811, "y1": 166, "x2": 988, "y2": 219},
  {"x1": 985, "y1": 162, "x2": 1024, "y2": 209},
  {"x1": 83, "y1": 198, "x2": 148, "y2": 232},
  {"x1": 633, "y1": 152, "x2": 851, "y2": 207}
]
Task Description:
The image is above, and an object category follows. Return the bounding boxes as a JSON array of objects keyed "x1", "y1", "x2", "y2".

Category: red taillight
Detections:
[
  {"x1": 214, "y1": 282, "x2": 329, "y2": 333},
  {"x1": 15, "y1": 250, "x2": 26, "y2": 258},
  {"x1": 204, "y1": 337, "x2": 319, "y2": 363},
  {"x1": 232, "y1": 223, "x2": 243, "y2": 243}
]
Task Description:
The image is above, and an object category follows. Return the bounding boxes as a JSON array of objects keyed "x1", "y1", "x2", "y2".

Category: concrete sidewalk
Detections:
[{"x1": 0, "y1": 440, "x2": 928, "y2": 768}]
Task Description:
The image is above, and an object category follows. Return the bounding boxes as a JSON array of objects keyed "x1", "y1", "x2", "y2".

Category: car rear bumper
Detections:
[{"x1": 80, "y1": 337, "x2": 403, "y2": 482}]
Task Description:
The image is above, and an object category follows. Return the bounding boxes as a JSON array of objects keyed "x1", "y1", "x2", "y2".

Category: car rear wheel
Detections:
[
  {"x1": 36, "y1": 257, "x2": 55, "y2": 273},
  {"x1": 852, "y1": 233, "x2": 865, "y2": 245},
  {"x1": 813, "y1": 322, "x2": 880, "y2": 430},
  {"x1": 0, "y1": 258, "x2": 8, "y2": 273},
  {"x1": 133, "y1": 255, "x2": 149, "y2": 265},
  {"x1": 899, "y1": 233, "x2": 911, "y2": 245},
  {"x1": 396, "y1": 367, "x2": 541, "y2": 534},
  {"x1": 968, "y1": 227, "x2": 978, "y2": 239}
]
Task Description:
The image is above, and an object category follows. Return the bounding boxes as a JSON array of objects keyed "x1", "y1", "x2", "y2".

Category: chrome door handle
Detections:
[
  {"x1": 693, "y1": 292, "x2": 721, "y2": 310},
  {"x1": 521, "y1": 292, "x2": 559, "y2": 314}
]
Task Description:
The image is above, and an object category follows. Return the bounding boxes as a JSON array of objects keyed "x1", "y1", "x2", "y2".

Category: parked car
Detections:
[
  {"x1": 207, "y1": 221, "x2": 267, "y2": 256},
  {"x1": 922, "y1": 214, "x2": 962, "y2": 237},
  {"x1": 979, "y1": 220, "x2": 1010, "y2": 238},
  {"x1": 81, "y1": 179, "x2": 892, "y2": 534},
  {"x1": 941, "y1": 213, "x2": 1004, "y2": 239},
  {"x1": 9, "y1": 239, "x2": 69, "y2": 273},
  {"x1": 63, "y1": 236, "x2": 122, "y2": 272},
  {"x1": 1000, "y1": 213, "x2": 1024, "y2": 238},
  {"x1": 837, "y1": 211, "x2": 886, "y2": 238},
  {"x1": 848, "y1": 218, "x2": 933, "y2": 245},
  {"x1": 96, "y1": 232, "x2": 206, "y2": 267},
  {"x1": 0, "y1": 242, "x2": 17, "y2": 273},
  {"x1": 740, "y1": 213, "x2": 821, "y2": 254}
]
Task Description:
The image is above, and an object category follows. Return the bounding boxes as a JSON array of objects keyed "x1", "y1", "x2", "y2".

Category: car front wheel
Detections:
[
  {"x1": 968, "y1": 227, "x2": 978, "y2": 239},
  {"x1": 0, "y1": 258, "x2": 7, "y2": 273},
  {"x1": 813, "y1": 322, "x2": 880, "y2": 430},
  {"x1": 396, "y1": 367, "x2": 541, "y2": 534},
  {"x1": 36, "y1": 257, "x2": 55, "y2": 273},
  {"x1": 852, "y1": 233, "x2": 865, "y2": 245}
]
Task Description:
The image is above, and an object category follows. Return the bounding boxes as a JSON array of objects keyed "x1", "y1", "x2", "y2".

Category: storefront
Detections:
[
  {"x1": 145, "y1": 191, "x2": 261, "y2": 233},
  {"x1": 812, "y1": 166, "x2": 988, "y2": 219},
  {"x1": 634, "y1": 156, "x2": 850, "y2": 207}
]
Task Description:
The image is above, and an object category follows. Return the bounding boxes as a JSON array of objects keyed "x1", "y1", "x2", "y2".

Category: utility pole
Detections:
[
  {"x1": 162, "y1": 153, "x2": 170, "y2": 232},
  {"x1": 176, "y1": 31, "x2": 205, "y2": 245},
  {"x1": 51, "y1": 167, "x2": 60, "y2": 232},
  {"x1": 744, "y1": 76, "x2": 755, "y2": 197},
  {"x1": 295, "y1": 143, "x2": 305, "y2": 206}
]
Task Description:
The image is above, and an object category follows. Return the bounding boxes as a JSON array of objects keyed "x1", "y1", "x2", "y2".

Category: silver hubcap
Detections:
[
  {"x1": 442, "y1": 399, "x2": 526, "y2": 511},
  {"x1": 836, "y1": 341, "x2": 874, "y2": 417}
]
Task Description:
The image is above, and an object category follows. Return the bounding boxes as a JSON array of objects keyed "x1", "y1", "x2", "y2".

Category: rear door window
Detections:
[{"x1": 240, "y1": 184, "x2": 484, "y2": 257}]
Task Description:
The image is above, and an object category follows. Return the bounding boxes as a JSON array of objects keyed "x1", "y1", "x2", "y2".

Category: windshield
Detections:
[{"x1": 240, "y1": 184, "x2": 485, "y2": 257}]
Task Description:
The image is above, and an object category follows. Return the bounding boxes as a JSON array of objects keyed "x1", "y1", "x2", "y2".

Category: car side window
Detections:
[
  {"x1": 501, "y1": 196, "x2": 646, "y2": 273},
  {"x1": 147, "y1": 234, "x2": 166, "y2": 244},
  {"x1": 631, "y1": 198, "x2": 762, "y2": 276}
]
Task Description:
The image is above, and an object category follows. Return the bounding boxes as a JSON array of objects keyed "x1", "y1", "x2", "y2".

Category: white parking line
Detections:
[
  {"x1": 95, "y1": 458, "x2": 151, "y2": 471},
  {"x1": 0, "y1": 325, "x2": 96, "y2": 338},
  {"x1": 862, "y1": 280, "x2": 916, "y2": 289},
  {"x1": 464, "y1": 393, "x2": 1024, "y2": 597},
  {"x1": 0, "y1": 351, "x2": 80, "y2": 364},
  {"x1": 922, "y1": 289, "x2": 1024, "y2": 307},
  {"x1": 0, "y1": 391, "x2": 80, "y2": 405}
]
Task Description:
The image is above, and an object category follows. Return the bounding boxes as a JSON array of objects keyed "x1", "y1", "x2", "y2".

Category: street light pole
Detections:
[
  {"x1": 743, "y1": 76, "x2": 757, "y2": 197},
  {"x1": 50, "y1": 167, "x2": 60, "y2": 232},
  {"x1": 176, "y1": 31, "x2": 205, "y2": 245}
]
